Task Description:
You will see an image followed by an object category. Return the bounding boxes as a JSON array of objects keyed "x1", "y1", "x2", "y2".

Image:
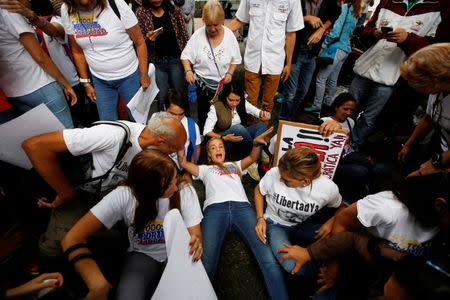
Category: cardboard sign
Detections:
[{"x1": 273, "y1": 121, "x2": 348, "y2": 179}]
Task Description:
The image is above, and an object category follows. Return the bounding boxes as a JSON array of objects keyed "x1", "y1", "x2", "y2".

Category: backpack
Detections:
[
  {"x1": 61, "y1": 121, "x2": 131, "y2": 194},
  {"x1": 108, "y1": 0, "x2": 121, "y2": 19},
  {"x1": 185, "y1": 117, "x2": 197, "y2": 164}
]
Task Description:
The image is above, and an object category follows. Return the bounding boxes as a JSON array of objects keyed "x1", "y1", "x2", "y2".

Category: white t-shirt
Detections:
[
  {"x1": 63, "y1": 121, "x2": 146, "y2": 192},
  {"x1": 195, "y1": 161, "x2": 249, "y2": 209},
  {"x1": 259, "y1": 167, "x2": 341, "y2": 227},
  {"x1": 44, "y1": 16, "x2": 79, "y2": 87},
  {"x1": 235, "y1": 0, "x2": 304, "y2": 74},
  {"x1": 426, "y1": 93, "x2": 450, "y2": 152},
  {"x1": 91, "y1": 184, "x2": 203, "y2": 262},
  {"x1": 357, "y1": 191, "x2": 439, "y2": 256},
  {"x1": 0, "y1": 10, "x2": 54, "y2": 97},
  {"x1": 61, "y1": 0, "x2": 138, "y2": 80},
  {"x1": 181, "y1": 25, "x2": 242, "y2": 82},
  {"x1": 203, "y1": 100, "x2": 261, "y2": 135}
]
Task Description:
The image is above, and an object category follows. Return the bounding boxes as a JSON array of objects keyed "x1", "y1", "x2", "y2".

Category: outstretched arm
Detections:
[
  {"x1": 241, "y1": 127, "x2": 273, "y2": 170},
  {"x1": 61, "y1": 212, "x2": 111, "y2": 300},
  {"x1": 177, "y1": 150, "x2": 200, "y2": 177},
  {"x1": 22, "y1": 132, "x2": 76, "y2": 208}
]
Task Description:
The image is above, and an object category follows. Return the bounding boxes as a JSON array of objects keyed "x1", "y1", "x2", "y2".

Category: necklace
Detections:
[{"x1": 77, "y1": 10, "x2": 95, "y2": 51}]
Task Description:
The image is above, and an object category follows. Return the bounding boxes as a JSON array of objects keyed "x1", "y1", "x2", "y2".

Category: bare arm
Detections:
[
  {"x1": 398, "y1": 114, "x2": 434, "y2": 161},
  {"x1": 127, "y1": 24, "x2": 150, "y2": 90},
  {"x1": 281, "y1": 32, "x2": 296, "y2": 82},
  {"x1": 177, "y1": 150, "x2": 200, "y2": 177},
  {"x1": 254, "y1": 185, "x2": 267, "y2": 244},
  {"x1": 19, "y1": 32, "x2": 77, "y2": 105},
  {"x1": 331, "y1": 203, "x2": 362, "y2": 234},
  {"x1": 22, "y1": 132, "x2": 76, "y2": 208},
  {"x1": 227, "y1": 18, "x2": 244, "y2": 32},
  {"x1": 0, "y1": 0, "x2": 65, "y2": 37},
  {"x1": 181, "y1": 59, "x2": 195, "y2": 84},
  {"x1": 61, "y1": 212, "x2": 111, "y2": 299},
  {"x1": 241, "y1": 127, "x2": 274, "y2": 170},
  {"x1": 68, "y1": 35, "x2": 96, "y2": 102}
]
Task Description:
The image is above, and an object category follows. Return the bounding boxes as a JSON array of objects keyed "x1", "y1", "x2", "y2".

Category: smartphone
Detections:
[
  {"x1": 381, "y1": 26, "x2": 393, "y2": 33},
  {"x1": 153, "y1": 27, "x2": 163, "y2": 34}
]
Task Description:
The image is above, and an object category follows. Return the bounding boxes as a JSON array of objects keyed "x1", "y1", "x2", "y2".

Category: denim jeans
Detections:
[
  {"x1": 349, "y1": 75, "x2": 395, "y2": 147},
  {"x1": 91, "y1": 68, "x2": 140, "y2": 121},
  {"x1": 223, "y1": 123, "x2": 267, "y2": 152},
  {"x1": 280, "y1": 51, "x2": 317, "y2": 119},
  {"x1": 201, "y1": 201, "x2": 289, "y2": 300},
  {"x1": 312, "y1": 49, "x2": 348, "y2": 110},
  {"x1": 116, "y1": 251, "x2": 165, "y2": 300},
  {"x1": 266, "y1": 219, "x2": 337, "y2": 300},
  {"x1": 9, "y1": 81, "x2": 74, "y2": 128},
  {"x1": 155, "y1": 57, "x2": 186, "y2": 111}
]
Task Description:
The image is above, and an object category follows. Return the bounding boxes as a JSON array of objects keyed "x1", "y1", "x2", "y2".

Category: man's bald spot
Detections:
[{"x1": 164, "y1": 117, "x2": 187, "y2": 151}]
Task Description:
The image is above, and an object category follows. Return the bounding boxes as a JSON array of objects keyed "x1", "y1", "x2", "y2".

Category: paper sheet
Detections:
[
  {"x1": 0, "y1": 104, "x2": 65, "y2": 169},
  {"x1": 152, "y1": 209, "x2": 217, "y2": 300},
  {"x1": 127, "y1": 63, "x2": 159, "y2": 124}
]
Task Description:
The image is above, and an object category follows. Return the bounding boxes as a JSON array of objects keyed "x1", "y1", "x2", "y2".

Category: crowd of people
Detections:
[{"x1": 0, "y1": 0, "x2": 449, "y2": 299}]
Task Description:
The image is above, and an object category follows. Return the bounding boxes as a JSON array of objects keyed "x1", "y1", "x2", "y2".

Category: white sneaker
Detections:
[{"x1": 247, "y1": 162, "x2": 260, "y2": 182}]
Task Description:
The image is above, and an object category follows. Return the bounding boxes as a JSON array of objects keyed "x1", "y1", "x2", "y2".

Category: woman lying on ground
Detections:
[
  {"x1": 255, "y1": 146, "x2": 343, "y2": 299},
  {"x1": 61, "y1": 150, "x2": 203, "y2": 300},
  {"x1": 178, "y1": 127, "x2": 291, "y2": 300}
]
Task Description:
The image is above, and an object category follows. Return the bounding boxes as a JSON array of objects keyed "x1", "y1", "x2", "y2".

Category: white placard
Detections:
[
  {"x1": 127, "y1": 63, "x2": 159, "y2": 124},
  {"x1": 0, "y1": 104, "x2": 65, "y2": 169},
  {"x1": 273, "y1": 121, "x2": 348, "y2": 179},
  {"x1": 152, "y1": 209, "x2": 217, "y2": 300}
]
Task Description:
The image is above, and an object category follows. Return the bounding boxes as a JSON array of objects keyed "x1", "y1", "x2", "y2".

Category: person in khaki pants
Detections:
[{"x1": 227, "y1": 0, "x2": 303, "y2": 121}]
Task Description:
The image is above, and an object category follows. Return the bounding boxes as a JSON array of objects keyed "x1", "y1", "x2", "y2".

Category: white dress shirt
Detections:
[{"x1": 235, "y1": 0, "x2": 304, "y2": 75}]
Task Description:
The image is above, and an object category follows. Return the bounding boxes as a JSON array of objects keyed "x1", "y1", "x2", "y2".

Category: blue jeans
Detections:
[
  {"x1": 280, "y1": 51, "x2": 317, "y2": 119},
  {"x1": 91, "y1": 68, "x2": 140, "y2": 121},
  {"x1": 312, "y1": 49, "x2": 348, "y2": 110},
  {"x1": 155, "y1": 57, "x2": 186, "y2": 111},
  {"x1": 266, "y1": 219, "x2": 337, "y2": 300},
  {"x1": 9, "y1": 81, "x2": 74, "y2": 128},
  {"x1": 201, "y1": 202, "x2": 289, "y2": 300},
  {"x1": 223, "y1": 123, "x2": 267, "y2": 152},
  {"x1": 349, "y1": 75, "x2": 395, "y2": 147}
]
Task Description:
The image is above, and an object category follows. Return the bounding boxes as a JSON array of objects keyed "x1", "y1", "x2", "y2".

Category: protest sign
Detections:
[{"x1": 273, "y1": 121, "x2": 348, "y2": 179}]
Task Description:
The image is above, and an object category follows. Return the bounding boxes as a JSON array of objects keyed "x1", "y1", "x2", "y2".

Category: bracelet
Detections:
[
  {"x1": 140, "y1": 72, "x2": 150, "y2": 78},
  {"x1": 225, "y1": 72, "x2": 233, "y2": 77},
  {"x1": 64, "y1": 243, "x2": 89, "y2": 257},
  {"x1": 257, "y1": 216, "x2": 265, "y2": 221},
  {"x1": 69, "y1": 253, "x2": 94, "y2": 265},
  {"x1": 253, "y1": 141, "x2": 262, "y2": 147},
  {"x1": 185, "y1": 70, "x2": 193, "y2": 75}
]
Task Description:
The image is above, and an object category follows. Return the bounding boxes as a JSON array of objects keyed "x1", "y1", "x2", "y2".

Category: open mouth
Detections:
[{"x1": 215, "y1": 153, "x2": 223, "y2": 160}]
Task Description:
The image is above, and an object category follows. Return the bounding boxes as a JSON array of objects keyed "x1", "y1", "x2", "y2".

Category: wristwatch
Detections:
[
  {"x1": 79, "y1": 78, "x2": 91, "y2": 84},
  {"x1": 431, "y1": 153, "x2": 443, "y2": 169}
]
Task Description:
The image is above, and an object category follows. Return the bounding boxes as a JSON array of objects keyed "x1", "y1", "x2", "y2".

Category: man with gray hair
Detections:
[{"x1": 22, "y1": 112, "x2": 186, "y2": 256}]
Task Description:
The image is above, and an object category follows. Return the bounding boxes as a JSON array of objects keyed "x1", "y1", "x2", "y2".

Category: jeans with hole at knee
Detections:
[
  {"x1": 280, "y1": 51, "x2": 317, "y2": 119},
  {"x1": 349, "y1": 75, "x2": 395, "y2": 147},
  {"x1": 201, "y1": 201, "x2": 289, "y2": 300},
  {"x1": 313, "y1": 49, "x2": 348, "y2": 110},
  {"x1": 223, "y1": 123, "x2": 267, "y2": 152},
  {"x1": 266, "y1": 219, "x2": 336, "y2": 300},
  {"x1": 91, "y1": 68, "x2": 140, "y2": 121},
  {"x1": 9, "y1": 81, "x2": 74, "y2": 128},
  {"x1": 155, "y1": 57, "x2": 186, "y2": 110},
  {"x1": 116, "y1": 251, "x2": 165, "y2": 300}
]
